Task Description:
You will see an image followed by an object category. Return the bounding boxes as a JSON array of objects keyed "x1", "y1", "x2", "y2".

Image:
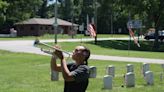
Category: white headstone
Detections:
[
  {"x1": 125, "y1": 72, "x2": 135, "y2": 87},
  {"x1": 161, "y1": 64, "x2": 164, "y2": 69},
  {"x1": 142, "y1": 63, "x2": 149, "y2": 76},
  {"x1": 106, "y1": 65, "x2": 115, "y2": 77},
  {"x1": 145, "y1": 71, "x2": 154, "y2": 85},
  {"x1": 103, "y1": 75, "x2": 113, "y2": 89},
  {"x1": 160, "y1": 64, "x2": 164, "y2": 81},
  {"x1": 160, "y1": 72, "x2": 163, "y2": 81},
  {"x1": 89, "y1": 66, "x2": 97, "y2": 78},
  {"x1": 161, "y1": 64, "x2": 164, "y2": 72},
  {"x1": 51, "y1": 71, "x2": 59, "y2": 81},
  {"x1": 126, "y1": 64, "x2": 134, "y2": 73}
]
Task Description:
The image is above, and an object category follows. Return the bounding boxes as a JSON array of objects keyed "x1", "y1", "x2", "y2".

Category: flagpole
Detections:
[
  {"x1": 128, "y1": 33, "x2": 131, "y2": 56},
  {"x1": 128, "y1": 12, "x2": 131, "y2": 56},
  {"x1": 94, "y1": 0, "x2": 97, "y2": 44},
  {"x1": 80, "y1": 23, "x2": 84, "y2": 43},
  {"x1": 54, "y1": 0, "x2": 58, "y2": 44}
]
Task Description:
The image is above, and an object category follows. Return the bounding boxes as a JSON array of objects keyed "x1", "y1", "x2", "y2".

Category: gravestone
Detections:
[
  {"x1": 51, "y1": 70, "x2": 59, "y2": 81},
  {"x1": 162, "y1": 64, "x2": 164, "y2": 71},
  {"x1": 106, "y1": 65, "x2": 115, "y2": 77},
  {"x1": 103, "y1": 75, "x2": 113, "y2": 89},
  {"x1": 160, "y1": 72, "x2": 163, "y2": 81},
  {"x1": 126, "y1": 64, "x2": 134, "y2": 73},
  {"x1": 160, "y1": 64, "x2": 164, "y2": 81},
  {"x1": 125, "y1": 72, "x2": 135, "y2": 87},
  {"x1": 89, "y1": 66, "x2": 97, "y2": 78},
  {"x1": 142, "y1": 63, "x2": 150, "y2": 76},
  {"x1": 145, "y1": 71, "x2": 154, "y2": 85}
]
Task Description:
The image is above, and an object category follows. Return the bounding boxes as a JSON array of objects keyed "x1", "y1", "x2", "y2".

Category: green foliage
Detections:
[
  {"x1": 0, "y1": 0, "x2": 43, "y2": 29},
  {"x1": 1, "y1": 0, "x2": 164, "y2": 37},
  {"x1": 0, "y1": 0, "x2": 8, "y2": 28},
  {"x1": 37, "y1": 0, "x2": 48, "y2": 18}
]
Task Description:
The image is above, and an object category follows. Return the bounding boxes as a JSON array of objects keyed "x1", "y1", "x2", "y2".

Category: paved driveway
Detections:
[{"x1": 0, "y1": 38, "x2": 164, "y2": 64}]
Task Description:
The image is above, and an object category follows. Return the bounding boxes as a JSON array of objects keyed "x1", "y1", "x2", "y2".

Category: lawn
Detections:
[
  {"x1": 45, "y1": 40, "x2": 164, "y2": 59},
  {"x1": 0, "y1": 34, "x2": 128, "y2": 40},
  {"x1": 0, "y1": 50, "x2": 164, "y2": 92}
]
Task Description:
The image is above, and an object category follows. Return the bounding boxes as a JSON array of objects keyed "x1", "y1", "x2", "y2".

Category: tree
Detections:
[
  {"x1": 115, "y1": 0, "x2": 164, "y2": 50},
  {"x1": 1, "y1": 0, "x2": 42, "y2": 29},
  {"x1": 37, "y1": 0, "x2": 48, "y2": 18},
  {"x1": 97, "y1": 0, "x2": 114, "y2": 33},
  {"x1": 0, "y1": 0, "x2": 8, "y2": 30}
]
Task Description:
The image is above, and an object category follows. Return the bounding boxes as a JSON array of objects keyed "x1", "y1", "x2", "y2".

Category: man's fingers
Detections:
[{"x1": 53, "y1": 45, "x2": 61, "y2": 49}]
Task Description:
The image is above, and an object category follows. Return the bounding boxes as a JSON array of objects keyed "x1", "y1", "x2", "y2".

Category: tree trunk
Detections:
[
  {"x1": 153, "y1": 27, "x2": 159, "y2": 51},
  {"x1": 153, "y1": 14, "x2": 160, "y2": 51}
]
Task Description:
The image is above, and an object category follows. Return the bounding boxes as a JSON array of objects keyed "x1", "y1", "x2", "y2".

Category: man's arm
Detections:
[
  {"x1": 60, "y1": 58, "x2": 74, "y2": 81},
  {"x1": 51, "y1": 56, "x2": 62, "y2": 72},
  {"x1": 54, "y1": 50, "x2": 74, "y2": 81}
]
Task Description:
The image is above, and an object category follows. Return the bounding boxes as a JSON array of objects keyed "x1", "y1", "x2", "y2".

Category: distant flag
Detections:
[
  {"x1": 87, "y1": 24, "x2": 96, "y2": 38},
  {"x1": 128, "y1": 27, "x2": 140, "y2": 47},
  {"x1": 86, "y1": 15, "x2": 96, "y2": 38}
]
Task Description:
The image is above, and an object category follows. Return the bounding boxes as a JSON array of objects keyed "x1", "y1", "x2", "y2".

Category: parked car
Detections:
[{"x1": 144, "y1": 30, "x2": 164, "y2": 41}]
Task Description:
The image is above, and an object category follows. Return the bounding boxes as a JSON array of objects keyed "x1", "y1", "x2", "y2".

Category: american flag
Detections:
[
  {"x1": 87, "y1": 24, "x2": 96, "y2": 38},
  {"x1": 128, "y1": 28, "x2": 140, "y2": 47}
]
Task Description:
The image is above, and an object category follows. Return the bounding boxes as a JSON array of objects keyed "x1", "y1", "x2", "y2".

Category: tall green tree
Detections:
[
  {"x1": 62, "y1": 0, "x2": 72, "y2": 21},
  {"x1": 97, "y1": 0, "x2": 114, "y2": 33},
  {"x1": 2, "y1": 0, "x2": 42, "y2": 29},
  {"x1": 38, "y1": 0, "x2": 48, "y2": 18},
  {"x1": 116, "y1": 0, "x2": 164, "y2": 50}
]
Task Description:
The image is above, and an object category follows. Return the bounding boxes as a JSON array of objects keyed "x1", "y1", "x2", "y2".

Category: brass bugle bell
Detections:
[{"x1": 33, "y1": 39, "x2": 72, "y2": 55}]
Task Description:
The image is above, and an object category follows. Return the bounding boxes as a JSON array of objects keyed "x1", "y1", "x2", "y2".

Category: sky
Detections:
[{"x1": 48, "y1": 0, "x2": 56, "y2": 5}]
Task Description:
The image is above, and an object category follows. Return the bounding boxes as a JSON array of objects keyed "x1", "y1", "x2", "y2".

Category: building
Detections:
[{"x1": 14, "y1": 17, "x2": 78, "y2": 36}]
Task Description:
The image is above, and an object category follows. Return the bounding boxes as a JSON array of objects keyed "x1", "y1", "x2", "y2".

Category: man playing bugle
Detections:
[{"x1": 51, "y1": 46, "x2": 90, "y2": 92}]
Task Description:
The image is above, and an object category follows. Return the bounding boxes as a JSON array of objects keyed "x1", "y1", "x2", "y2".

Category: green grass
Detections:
[
  {"x1": 46, "y1": 40, "x2": 164, "y2": 59},
  {"x1": 0, "y1": 34, "x2": 128, "y2": 40},
  {"x1": 0, "y1": 50, "x2": 164, "y2": 92}
]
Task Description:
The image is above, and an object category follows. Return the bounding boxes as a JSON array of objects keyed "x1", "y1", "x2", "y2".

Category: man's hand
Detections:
[
  {"x1": 53, "y1": 45, "x2": 64, "y2": 60},
  {"x1": 54, "y1": 50, "x2": 64, "y2": 60}
]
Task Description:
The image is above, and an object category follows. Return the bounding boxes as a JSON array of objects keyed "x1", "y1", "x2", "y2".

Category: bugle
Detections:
[{"x1": 33, "y1": 39, "x2": 72, "y2": 55}]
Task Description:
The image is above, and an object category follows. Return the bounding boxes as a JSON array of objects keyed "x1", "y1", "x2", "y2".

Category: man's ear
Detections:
[{"x1": 83, "y1": 51, "x2": 88, "y2": 57}]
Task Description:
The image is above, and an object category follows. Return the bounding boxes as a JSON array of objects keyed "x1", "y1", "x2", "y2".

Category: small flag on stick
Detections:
[
  {"x1": 87, "y1": 24, "x2": 96, "y2": 38},
  {"x1": 128, "y1": 28, "x2": 140, "y2": 47}
]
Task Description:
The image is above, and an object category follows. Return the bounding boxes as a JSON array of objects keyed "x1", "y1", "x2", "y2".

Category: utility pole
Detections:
[
  {"x1": 54, "y1": 0, "x2": 58, "y2": 44},
  {"x1": 71, "y1": 1, "x2": 74, "y2": 39}
]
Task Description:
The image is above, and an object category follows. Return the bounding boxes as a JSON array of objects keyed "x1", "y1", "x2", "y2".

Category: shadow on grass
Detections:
[{"x1": 86, "y1": 40, "x2": 164, "y2": 52}]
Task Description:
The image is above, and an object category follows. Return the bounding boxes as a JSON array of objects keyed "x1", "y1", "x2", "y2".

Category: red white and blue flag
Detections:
[
  {"x1": 87, "y1": 24, "x2": 96, "y2": 38},
  {"x1": 128, "y1": 27, "x2": 140, "y2": 47}
]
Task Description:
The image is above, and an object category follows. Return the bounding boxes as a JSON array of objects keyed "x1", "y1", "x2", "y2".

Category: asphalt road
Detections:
[{"x1": 0, "y1": 38, "x2": 164, "y2": 64}]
